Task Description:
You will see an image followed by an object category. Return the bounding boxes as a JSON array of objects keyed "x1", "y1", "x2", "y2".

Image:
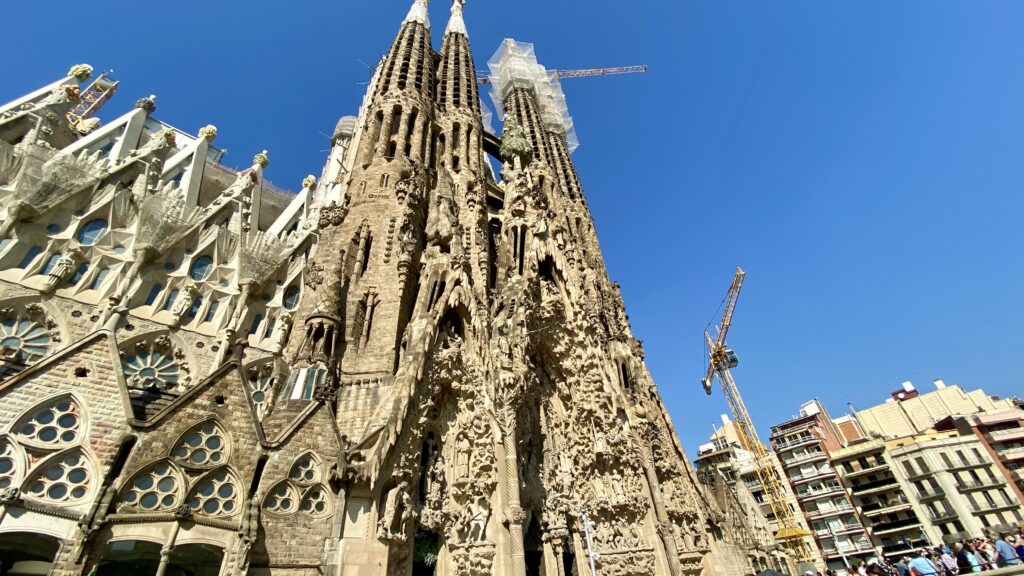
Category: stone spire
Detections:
[
  {"x1": 445, "y1": 0, "x2": 467, "y2": 37},
  {"x1": 404, "y1": 0, "x2": 430, "y2": 28}
]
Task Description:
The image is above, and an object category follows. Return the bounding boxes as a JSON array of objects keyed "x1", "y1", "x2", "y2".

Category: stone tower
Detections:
[{"x1": 0, "y1": 2, "x2": 769, "y2": 575}]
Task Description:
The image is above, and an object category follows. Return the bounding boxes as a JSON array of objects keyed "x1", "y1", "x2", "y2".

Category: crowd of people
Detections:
[{"x1": 796, "y1": 531, "x2": 1024, "y2": 575}]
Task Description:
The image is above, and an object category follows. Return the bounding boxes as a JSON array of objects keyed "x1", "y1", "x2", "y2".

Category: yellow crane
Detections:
[
  {"x1": 701, "y1": 268, "x2": 812, "y2": 564},
  {"x1": 476, "y1": 65, "x2": 648, "y2": 85}
]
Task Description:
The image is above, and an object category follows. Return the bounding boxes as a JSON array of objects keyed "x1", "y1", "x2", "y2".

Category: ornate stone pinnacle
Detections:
[
  {"x1": 67, "y1": 64, "x2": 93, "y2": 82},
  {"x1": 302, "y1": 175, "x2": 317, "y2": 189},
  {"x1": 253, "y1": 150, "x2": 270, "y2": 168},
  {"x1": 499, "y1": 115, "x2": 534, "y2": 166},
  {"x1": 135, "y1": 95, "x2": 158, "y2": 113},
  {"x1": 198, "y1": 125, "x2": 218, "y2": 142}
]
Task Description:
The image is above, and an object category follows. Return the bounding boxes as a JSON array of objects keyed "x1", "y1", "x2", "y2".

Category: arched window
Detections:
[
  {"x1": 121, "y1": 461, "x2": 182, "y2": 511},
  {"x1": 300, "y1": 485, "x2": 331, "y2": 516},
  {"x1": 289, "y1": 454, "x2": 319, "y2": 485},
  {"x1": 76, "y1": 219, "x2": 108, "y2": 246},
  {"x1": 0, "y1": 315, "x2": 53, "y2": 371},
  {"x1": 16, "y1": 246, "x2": 43, "y2": 269},
  {"x1": 144, "y1": 284, "x2": 163, "y2": 306},
  {"x1": 68, "y1": 263, "x2": 89, "y2": 286},
  {"x1": 123, "y1": 348, "x2": 182, "y2": 391},
  {"x1": 0, "y1": 438, "x2": 22, "y2": 489},
  {"x1": 25, "y1": 450, "x2": 92, "y2": 503},
  {"x1": 187, "y1": 469, "x2": 240, "y2": 517},
  {"x1": 14, "y1": 396, "x2": 82, "y2": 447},
  {"x1": 264, "y1": 481, "x2": 298, "y2": 514},
  {"x1": 172, "y1": 421, "x2": 228, "y2": 468},
  {"x1": 189, "y1": 256, "x2": 213, "y2": 281},
  {"x1": 39, "y1": 254, "x2": 61, "y2": 276},
  {"x1": 282, "y1": 285, "x2": 301, "y2": 310}
]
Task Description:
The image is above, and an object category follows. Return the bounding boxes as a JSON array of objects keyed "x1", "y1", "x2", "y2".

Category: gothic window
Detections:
[
  {"x1": 189, "y1": 256, "x2": 213, "y2": 281},
  {"x1": 123, "y1": 348, "x2": 183, "y2": 391},
  {"x1": 25, "y1": 450, "x2": 92, "y2": 503},
  {"x1": 187, "y1": 469, "x2": 240, "y2": 517},
  {"x1": 282, "y1": 285, "x2": 301, "y2": 310},
  {"x1": 264, "y1": 481, "x2": 298, "y2": 514},
  {"x1": 68, "y1": 262, "x2": 89, "y2": 286},
  {"x1": 39, "y1": 254, "x2": 61, "y2": 276},
  {"x1": 14, "y1": 396, "x2": 82, "y2": 447},
  {"x1": 172, "y1": 421, "x2": 228, "y2": 469},
  {"x1": 88, "y1": 268, "x2": 109, "y2": 290},
  {"x1": 289, "y1": 454, "x2": 319, "y2": 485},
  {"x1": 144, "y1": 284, "x2": 163, "y2": 306},
  {"x1": 121, "y1": 461, "x2": 182, "y2": 511},
  {"x1": 0, "y1": 438, "x2": 21, "y2": 489},
  {"x1": 76, "y1": 219, "x2": 108, "y2": 246},
  {"x1": 203, "y1": 300, "x2": 220, "y2": 323},
  {"x1": 16, "y1": 246, "x2": 43, "y2": 269},
  {"x1": 162, "y1": 289, "x2": 179, "y2": 311},
  {"x1": 300, "y1": 485, "x2": 330, "y2": 516}
]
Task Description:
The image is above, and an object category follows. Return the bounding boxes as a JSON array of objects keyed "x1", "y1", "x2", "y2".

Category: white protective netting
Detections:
[{"x1": 486, "y1": 39, "x2": 579, "y2": 153}]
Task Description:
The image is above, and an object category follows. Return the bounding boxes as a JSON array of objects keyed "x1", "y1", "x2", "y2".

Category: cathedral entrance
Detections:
[
  {"x1": 412, "y1": 530, "x2": 440, "y2": 575},
  {"x1": 97, "y1": 540, "x2": 223, "y2": 576},
  {"x1": 0, "y1": 532, "x2": 60, "y2": 576}
]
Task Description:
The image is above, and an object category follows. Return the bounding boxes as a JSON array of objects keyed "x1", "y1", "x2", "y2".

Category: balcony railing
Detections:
[
  {"x1": 786, "y1": 450, "x2": 828, "y2": 466},
  {"x1": 947, "y1": 457, "x2": 990, "y2": 469},
  {"x1": 971, "y1": 500, "x2": 1018, "y2": 513},
  {"x1": 849, "y1": 477, "x2": 900, "y2": 494},
  {"x1": 797, "y1": 485, "x2": 844, "y2": 500},
  {"x1": 790, "y1": 468, "x2": 836, "y2": 483},
  {"x1": 987, "y1": 428, "x2": 1024, "y2": 442},
  {"x1": 1001, "y1": 447, "x2": 1024, "y2": 461},
  {"x1": 916, "y1": 488, "x2": 946, "y2": 500},
  {"x1": 808, "y1": 504, "x2": 855, "y2": 518},
  {"x1": 869, "y1": 517, "x2": 923, "y2": 535},
  {"x1": 957, "y1": 478, "x2": 1005, "y2": 491},
  {"x1": 774, "y1": 436, "x2": 818, "y2": 451}
]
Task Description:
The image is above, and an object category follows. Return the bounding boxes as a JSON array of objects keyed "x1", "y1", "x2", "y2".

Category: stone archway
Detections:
[
  {"x1": 97, "y1": 540, "x2": 224, "y2": 576},
  {"x1": 0, "y1": 532, "x2": 61, "y2": 576}
]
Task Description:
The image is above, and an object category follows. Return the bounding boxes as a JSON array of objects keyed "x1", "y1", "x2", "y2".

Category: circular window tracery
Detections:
[
  {"x1": 122, "y1": 462, "x2": 180, "y2": 511},
  {"x1": 300, "y1": 485, "x2": 330, "y2": 516},
  {"x1": 173, "y1": 422, "x2": 227, "y2": 468},
  {"x1": 289, "y1": 455, "x2": 319, "y2": 485},
  {"x1": 76, "y1": 219, "x2": 108, "y2": 246},
  {"x1": 189, "y1": 256, "x2": 213, "y2": 282},
  {"x1": 123, "y1": 350, "x2": 182, "y2": 391},
  {"x1": 188, "y1": 470, "x2": 239, "y2": 517},
  {"x1": 27, "y1": 451, "x2": 91, "y2": 503},
  {"x1": 0, "y1": 439, "x2": 19, "y2": 490},
  {"x1": 282, "y1": 285, "x2": 301, "y2": 310},
  {"x1": 15, "y1": 397, "x2": 82, "y2": 447},
  {"x1": 0, "y1": 316, "x2": 53, "y2": 374},
  {"x1": 264, "y1": 482, "x2": 298, "y2": 514}
]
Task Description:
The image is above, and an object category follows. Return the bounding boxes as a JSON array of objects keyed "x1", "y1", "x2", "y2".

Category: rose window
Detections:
[
  {"x1": 122, "y1": 462, "x2": 180, "y2": 511},
  {"x1": 16, "y1": 397, "x2": 81, "y2": 446},
  {"x1": 123, "y1": 350, "x2": 182, "y2": 391},
  {"x1": 173, "y1": 422, "x2": 227, "y2": 468},
  {"x1": 289, "y1": 455, "x2": 318, "y2": 485},
  {"x1": 0, "y1": 440, "x2": 19, "y2": 489},
  {"x1": 264, "y1": 482, "x2": 298, "y2": 514},
  {"x1": 188, "y1": 470, "x2": 239, "y2": 517},
  {"x1": 300, "y1": 486, "x2": 330, "y2": 516},
  {"x1": 26, "y1": 451, "x2": 91, "y2": 503},
  {"x1": 249, "y1": 374, "x2": 274, "y2": 420},
  {"x1": 0, "y1": 317, "x2": 52, "y2": 375}
]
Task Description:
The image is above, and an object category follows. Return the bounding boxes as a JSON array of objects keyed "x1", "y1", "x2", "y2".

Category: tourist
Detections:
[
  {"x1": 1016, "y1": 534, "x2": 1024, "y2": 561},
  {"x1": 895, "y1": 556, "x2": 911, "y2": 576},
  {"x1": 939, "y1": 546, "x2": 959, "y2": 575},
  {"x1": 996, "y1": 533, "x2": 1021, "y2": 567},
  {"x1": 908, "y1": 549, "x2": 941, "y2": 576},
  {"x1": 977, "y1": 539, "x2": 997, "y2": 570},
  {"x1": 963, "y1": 542, "x2": 982, "y2": 573}
]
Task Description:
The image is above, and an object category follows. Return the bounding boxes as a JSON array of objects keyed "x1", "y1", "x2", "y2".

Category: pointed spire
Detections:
[
  {"x1": 404, "y1": 0, "x2": 431, "y2": 28},
  {"x1": 445, "y1": 0, "x2": 467, "y2": 37}
]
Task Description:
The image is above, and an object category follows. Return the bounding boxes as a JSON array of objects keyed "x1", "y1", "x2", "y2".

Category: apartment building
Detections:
[
  {"x1": 830, "y1": 439, "x2": 929, "y2": 562},
  {"x1": 853, "y1": 380, "x2": 1015, "y2": 439},
  {"x1": 888, "y1": 432, "x2": 1024, "y2": 542},
  {"x1": 940, "y1": 410, "x2": 1024, "y2": 502},
  {"x1": 771, "y1": 401, "x2": 876, "y2": 575}
]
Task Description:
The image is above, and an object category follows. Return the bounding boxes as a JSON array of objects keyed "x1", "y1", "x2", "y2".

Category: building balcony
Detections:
[
  {"x1": 807, "y1": 504, "x2": 856, "y2": 519},
  {"x1": 785, "y1": 451, "x2": 828, "y2": 467},
  {"x1": 957, "y1": 478, "x2": 1005, "y2": 492},
  {"x1": 862, "y1": 500, "x2": 913, "y2": 518},
  {"x1": 906, "y1": 467, "x2": 935, "y2": 480},
  {"x1": 947, "y1": 457, "x2": 991, "y2": 470},
  {"x1": 797, "y1": 485, "x2": 845, "y2": 500},
  {"x1": 916, "y1": 488, "x2": 946, "y2": 501},
  {"x1": 870, "y1": 518, "x2": 924, "y2": 537},
  {"x1": 822, "y1": 544, "x2": 876, "y2": 558},
  {"x1": 1000, "y1": 447, "x2": 1024, "y2": 462},
  {"x1": 790, "y1": 469, "x2": 837, "y2": 485},
  {"x1": 774, "y1": 435, "x2": 819, "y2": 451},
  {"x1": 987, "y1": 428, "x2": 1024, "y2": 443},
  {"x1": 882, "y1": 538, "x2": 930, "y2": 558},
  {"x1": 843, "y1": 462, "x2": 889, "y2": 479},
  {"x1": 849, "y1": 478, "x2": 902, "y2": 497},
  {"x1": 970, "y1": 500, "x2": 1019, "y2": 514},
  {"x1": 928, "y1": 509, "x2": 958, "y2": 522}
]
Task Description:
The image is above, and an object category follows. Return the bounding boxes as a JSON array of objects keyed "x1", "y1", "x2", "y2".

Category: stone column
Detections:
[
  {"x1": 635, "y1": 423, "x2": 682, "y2": 576},
  {"x1": 396, "y1": 111, "x2": 411, "y2": 159},
  {"x1": 377, "y1": 110, "x2": 396, "y2": 157},
  {"x1": 496, "y1": 388, "x2": 526, "y2": 576}
]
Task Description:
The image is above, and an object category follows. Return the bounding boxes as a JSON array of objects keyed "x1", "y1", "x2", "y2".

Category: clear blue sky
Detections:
[{"x1": 4, "y1": 1, "x2": 1023, "y2": 457}]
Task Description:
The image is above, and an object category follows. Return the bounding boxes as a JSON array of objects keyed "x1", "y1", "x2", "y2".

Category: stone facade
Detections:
[{"x1": 0, "y1": 2, "x2": 762, "y2": 575}]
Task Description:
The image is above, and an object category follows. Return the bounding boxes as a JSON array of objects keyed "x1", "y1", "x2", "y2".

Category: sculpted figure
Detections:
[{"x1": 455, "y1": 432, "x2": 471, "y2": 479}]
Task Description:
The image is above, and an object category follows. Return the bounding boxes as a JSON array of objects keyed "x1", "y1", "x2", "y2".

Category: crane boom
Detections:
[
  {"x1": 702, "y1": 268, "x2": 811, "y2": 565},
  {"x1": 476, "y1": 65, "x2": 648, "y2": 85}
]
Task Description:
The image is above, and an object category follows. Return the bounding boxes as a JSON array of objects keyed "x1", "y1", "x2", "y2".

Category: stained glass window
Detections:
[{"x1": 76, "y1": 219, "x2": 108, "y2": 246}]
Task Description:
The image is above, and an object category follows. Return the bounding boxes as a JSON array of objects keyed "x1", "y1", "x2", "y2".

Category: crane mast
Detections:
[
  {"x1": 476, "y1": 65, "x2": 648, "y2": 85},
  {"x1": 702, "y1": 268, "x2": 810, "y2": 562}
]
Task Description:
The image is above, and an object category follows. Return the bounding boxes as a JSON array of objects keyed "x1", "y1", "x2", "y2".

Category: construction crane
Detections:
[
  {"x1": 476, "y1": 65, "x2": 648, "y2": 85},
  {"x1": 701, "y1": 268, "x2": 812, "y2": 565},
  {"x1": 66, "y1": 72, "x2": 119, "y2": 130}
]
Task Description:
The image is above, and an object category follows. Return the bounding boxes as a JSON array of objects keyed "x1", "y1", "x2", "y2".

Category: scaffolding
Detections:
[
  {"x1": 66, "y1": 73, "x2": 119, "y2": 128},
  {"x1": 486, "y1": 39, "x2": 579, "y2": 153}
]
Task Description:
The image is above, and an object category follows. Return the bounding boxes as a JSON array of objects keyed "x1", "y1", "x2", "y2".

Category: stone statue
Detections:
[
  {"x1": 271, "y1": 312, "x2": 293, "y2": 354},
  {"x1": 455, "y1": 432, "x2": 472, "y2": 479},
  {"x1": 45, "y1": 249, "x2": 79, "y2": 291}
]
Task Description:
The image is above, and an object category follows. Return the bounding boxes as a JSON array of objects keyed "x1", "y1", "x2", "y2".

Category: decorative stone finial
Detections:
[
  {"x1": 253, "y1": 150, "x2": 270, "y2": 168},
  {"x1": 198, "y1": 125, "x2": 218, "y2": 142},
  {"x1": 499, "y1": 114, "x2": 534, "y2": 166},
  {"x1": 404, "y1": 0, "x2": 431, "y2": 28},
  {"x1": 135, "y1": 95, "x2": 157, "y2": 113},
  {"x1": 446, "y1": 0, "x2": 467, "y2": 36},
  {"x1": 157, "y1": 128, "x2": 177, "y2": 146},
  {"x1": 302, "y1": 175, "x2": 317, "y2": 189},
  {"x1": 67, "y1": 64, "x2": 94, "y2": 82}
]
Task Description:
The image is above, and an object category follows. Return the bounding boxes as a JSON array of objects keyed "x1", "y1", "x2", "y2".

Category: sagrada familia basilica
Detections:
[{"x1": 0, "y1": 1, "x2": 782, "y2": 574}]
